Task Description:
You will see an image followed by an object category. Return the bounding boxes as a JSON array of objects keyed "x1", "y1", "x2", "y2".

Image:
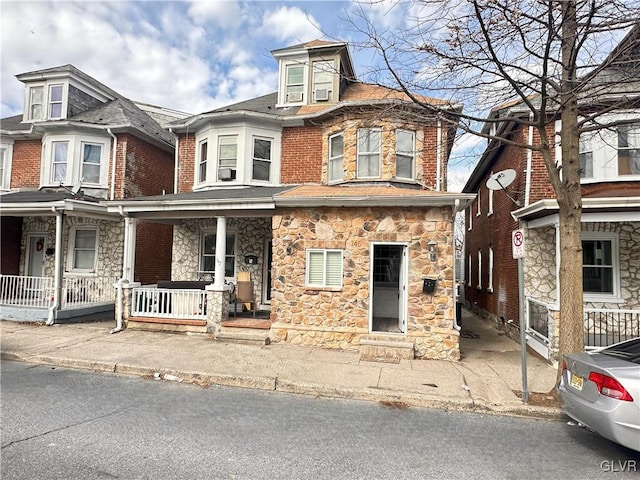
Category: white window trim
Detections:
[
  {"x1": 198, "y1": 139, "x2": 208, "y2": 184},
  {"x1": 0, "y1": 141, "x2": 14, "y2": 190},
  {"x1": 24, "y1": 81, "x2": 69, "y2": 122},
  {"x1": 488, "y1": 247, "x2": 494, "y2": 293},
  {"x1": 200, "y1": 231, "x2": 237, "y2": 280},
  {"x1": 581, "y1": 231, "x2": 621, "y2": 302},
  {"x1": 477, "y1": 250, "x2": 482, "y2": 290},
  {"x1": 328, "y1": 132, "x2": 344, "y2": 183},
  {"x1": 312, "y1": 60, "x2": 334, "y2": 102},
  {"x1": 356, "y1": 128, "x2": 381, "y2": 179},
  {"x1": 487, "y1": 189, "x2": 494, "y2": 216},
  {"x1": 305, "y1": 249, "x2": 343, "y2": 289},
  {"x1": 41, "y1": 133, "x2": 110, "y2": 188},
  {"x1": 467, "y1": 254, "x2": 472, "y2": 287},
  {"x1": 395, "y1": 129, "x2": 415, "y2": 180},
  {"x1": 48, "y1": 83, "x2": 64, "y2": 119},
  {"x1": 284, "y1": 63, "x2": 306, "y2": 104},
  {"x1": 468, "y1": 207, "x2": 473, "y2": 231},
  {"x1": 251, "y1": 136, "x2": 273, "y2": 183},
  {"x1": 476, "y1": 189, "x2": 481, "y2": 216},
  {"x1": 67, "y1": 226, "x2": 99, "y2": 274}
]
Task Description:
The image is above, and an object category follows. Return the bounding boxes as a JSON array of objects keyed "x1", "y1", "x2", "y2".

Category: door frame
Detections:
[
  {"x1": 262, "y1": 237, "x2": 272, "y2": 307},
  {"x1": 26, "y1": 233, "x2": 47, "y2": 278},
  {"x1": 368, "y1": 241, "x2": 409, "y2": 334}
]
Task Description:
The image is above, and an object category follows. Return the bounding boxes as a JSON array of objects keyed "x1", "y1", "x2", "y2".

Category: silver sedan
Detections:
[{"x1": 558, "y1": 337, "x2": 640, "y2": 452}]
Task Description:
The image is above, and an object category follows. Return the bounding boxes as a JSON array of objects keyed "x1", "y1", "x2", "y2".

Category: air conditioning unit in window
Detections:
[
  {"x1": 219, "y1": 168, "x2": 236, "y2": 181},
  {"x1": 315, "y1": 89, "x2": 330, "y2": 101},
  {"x1": 287, "y1": 91, "x2": 303, "y2": 102}
]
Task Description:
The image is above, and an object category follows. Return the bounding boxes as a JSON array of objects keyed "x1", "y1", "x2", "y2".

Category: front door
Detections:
[
  {"x1": 27, "y1": 234, "x2": 46, "y2": 277},
  {"x1": 371, "y1": 244, "x2": 407, "y2": 333}
]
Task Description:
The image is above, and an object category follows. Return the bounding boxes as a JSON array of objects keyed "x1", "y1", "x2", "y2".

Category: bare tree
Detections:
[{"x1": 348, "y1": 0, "x2": 640, "y2": 365}]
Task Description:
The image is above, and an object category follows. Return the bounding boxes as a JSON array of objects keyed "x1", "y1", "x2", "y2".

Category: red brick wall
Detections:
[
  {"x1": 134, "y1": 220, "x2": 173, "y2": 285},
  {"x1": 10, "y1": 140, "x2": 42, "y2": 188},
  {"x1": 119, "y1": 134, "x2": 174, "y2": 198},
  {"x1": 1, "y1": 217, "x2": 23, "y2": 275},
  {"x1": 464, "y1": 128, "x2": 528, "y2": 326},
  {"x1": 281, "y1": 124, "x2": 324, "y2": 183},
  {"x1": 177, "y1": 134, "x2": 195, "y2": 193},
  {"x1": 421, "y1": 127, "x2": 439, "y2": 189}
]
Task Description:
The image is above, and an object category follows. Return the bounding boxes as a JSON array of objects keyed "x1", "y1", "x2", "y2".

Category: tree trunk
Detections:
[{"x1": 556, "y1": 0, "x2": 585, "y2": 369}]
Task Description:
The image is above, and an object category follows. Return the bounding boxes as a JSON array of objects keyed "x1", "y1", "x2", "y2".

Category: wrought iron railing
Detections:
[
  {"x1": 131, "y1": 287, "x2": 207, "y2": 320},
  {"x1": 584, "y1": 308, "x2": 640, "y2": 349}
]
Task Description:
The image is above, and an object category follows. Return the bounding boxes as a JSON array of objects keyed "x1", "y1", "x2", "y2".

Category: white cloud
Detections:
[
  {"x1": 187, "y1": 0, "x2": 244, "y2": 29},
  {"x1": 258, "y1": 6, "x2": 322, "y2": 43}
]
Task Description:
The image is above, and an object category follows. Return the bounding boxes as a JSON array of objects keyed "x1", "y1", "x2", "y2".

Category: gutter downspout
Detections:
[
  {"x1": 111, "y1": 206, "x2": 135, "y2": 334},
  {"x1": 108, "y1": 128, "x2": 118, "y2": 201},
  {"x1": 453, "y1": 199, "x2": 461, "y2": 331},
  {"x1": 47, "y1": 208, "x2": 64, "y2": 325},
  {"x1": 436, "y1": 119, "x2": 443, "y2": 191},
  {"x1": 169, "y1": 128, "x2": 179, "y2": 194}
]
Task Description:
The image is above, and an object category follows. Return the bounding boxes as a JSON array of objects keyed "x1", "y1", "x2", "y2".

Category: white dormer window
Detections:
[
  {"x1": 25, "y1": 81, "x2": 68, "y2": 122},
  {"x1": 286, "y1": 65, "x2": 304, "y2": 103},
  {"x1": 49, "y1": 84, "x2": 64, "y2": 119},
  {"x1": 28, "y1": 86, "x2": 44, "y2": 120},
  {"x1": 313, "y1": 61, "x2": 333, "y2": 102}
]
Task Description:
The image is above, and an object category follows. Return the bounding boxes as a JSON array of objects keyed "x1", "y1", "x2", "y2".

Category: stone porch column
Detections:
[{"x1": 205, "y1": 283, "x2": 230, "y2": 335}]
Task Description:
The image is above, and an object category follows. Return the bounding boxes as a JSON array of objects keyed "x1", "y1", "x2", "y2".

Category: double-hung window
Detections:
[
  {"x1": 29, "y1": 86, "x2": 44, "y2": 120},
  {"x1": 48, "y1": 84, "x2": 64, "y2": 119},
  {"x1": 618, "y1": 125, "x2": 640, "y2": 176},
  {"x1": 395, "y1": 130, "x2": 415, "y2": 179},
  {"x1": 286, "y1": 65, "x2": 304, "y2": 102},
  {"x1": 81, "y1": 143, "x2": 102, "y2": 183},
  {"x1": 328, "y1": 133, "x2": 344, "y2": 182},
  {"x1": 198, "y1": 140, "x2": 208, "y2": 183},
  {"x1": 312, "y1": 61, "x2": 333, "y2": 101},
  {"x1": 70, "y1": 228, "x2": 98, "y2": 272},
  {"x1": 357, "y1": 128, "x2": 381, "y2": 178},
  {"x1": 306, "y1": 249, "x2": 343, "y2": 288},
  {"x1": 579, "y1": 133, "x2": 594, "y2": 178},
  {"x1": 52, "y1": 141, "x2": 69, "y2": 183},
  {"x1": 252, "y1": 137, "x2": 272, "y2": 181},
  {"x1": 218, "y1": 135, "x2": 237, "y2": 180},
  {"x1": 201, "y1": 233, "x2": 236, "y2": 278},
  {"x1": 582, "y1": 233, "x2": 619, "y2": 297}
]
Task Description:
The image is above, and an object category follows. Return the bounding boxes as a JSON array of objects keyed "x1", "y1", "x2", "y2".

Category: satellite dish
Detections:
[
  {"x1": 71, "y1": 181, "x2": 82, "y2": 195},
  {"x1": 486, "y1": 169, "x2": 516, "y2": 191}
]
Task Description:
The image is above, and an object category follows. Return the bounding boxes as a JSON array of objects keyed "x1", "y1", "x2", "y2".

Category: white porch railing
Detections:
[
  {"x1": 0, "y1": 275, "x2": 54, "y2": 308},
  {"x1": 61, "y1": 275, "x2": 118, "y2": 308},
  {"x1": 131, "y1": 287, "x2": 207, "y2": 320},
  {"x1": 0, "y1": 274, "x2": 117, "y2": 309}
]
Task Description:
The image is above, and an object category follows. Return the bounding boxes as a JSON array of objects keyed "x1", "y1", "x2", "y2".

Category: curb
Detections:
[{"x1": 2, "y1": 351, "x2": 564, "y2": 420}]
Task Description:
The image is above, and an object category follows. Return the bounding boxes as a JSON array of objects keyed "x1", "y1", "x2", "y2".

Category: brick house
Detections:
[
  {"x1": 0, "y1": 65, "x2": 180, "y2": 323},
  {"x1": 462, "y1": 26, "x2": 640, "y2": 362},
  {"x1": 110, "y1": 40, "x2": 474, "y2": 360}
]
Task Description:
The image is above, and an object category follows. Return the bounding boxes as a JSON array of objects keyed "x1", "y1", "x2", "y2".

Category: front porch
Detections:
[{"x1": 0, "y1": 274, "x2": 117, "y2": 322}]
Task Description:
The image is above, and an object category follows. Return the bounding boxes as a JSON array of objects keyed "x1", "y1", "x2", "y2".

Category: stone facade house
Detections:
[
  {"x1": 0, "y1": 65, "x2": 181, "y2": 323},
  {"x1": 462, "y1": 26, "x2": 640, "y2": 362},
  {"x1": 110, "y1": 40, "x2": 474, "y2": 360}
]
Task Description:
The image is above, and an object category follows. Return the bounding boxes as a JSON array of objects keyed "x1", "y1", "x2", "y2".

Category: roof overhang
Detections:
[
  {"x1": 512, "y1": 196, "x2": 640, "y2": 223},
  {"x1": 0, "y1": 198, "x2": 117, "y2": 220}
]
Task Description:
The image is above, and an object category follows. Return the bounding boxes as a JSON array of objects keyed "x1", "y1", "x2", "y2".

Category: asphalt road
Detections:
[{"x1": 1, "y1": 361, "x2": 638, "y2": 480}]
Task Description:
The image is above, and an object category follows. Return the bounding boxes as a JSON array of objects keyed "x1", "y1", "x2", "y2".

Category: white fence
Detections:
[
  {"x1": 0, "y1": 274, "x2": 117, "y2": 309},
  {"x1": 131, "y1": 287, "x2": 207, "y2": 320}
]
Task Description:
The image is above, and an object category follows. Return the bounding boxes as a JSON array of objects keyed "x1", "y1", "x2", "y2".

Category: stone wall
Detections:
[
  {"x1": 21, "y1": 216, "x2": 123, "y2": 279},
  {"x1": 524, "y1": 225, "x2": 557, "y2": 303},
  {"x1": 271, "y1": 205, "x2": 459, "y2": 360},
  {"x1": 172, "y1": 217, "x2": 271, "y2": 304}
]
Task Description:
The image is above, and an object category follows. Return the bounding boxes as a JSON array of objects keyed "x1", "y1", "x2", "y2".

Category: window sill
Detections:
[
  {"x1": 583, "y1": 294, "x2": 624, "y2": 304},
  {"x1": 304, "y1": 286, "x2": 342, "y2": 293}
]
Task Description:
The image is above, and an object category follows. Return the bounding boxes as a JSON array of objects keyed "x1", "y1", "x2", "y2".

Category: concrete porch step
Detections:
[
  {"x1": 126, "y1": 317, "x2": 208, "y2": 334},
  {"x1": 216, "y1": 326, "x2": 271, "y2": 346},
  {"x1": 359, "y1": 334, "x2": 415, "y2": 363}
]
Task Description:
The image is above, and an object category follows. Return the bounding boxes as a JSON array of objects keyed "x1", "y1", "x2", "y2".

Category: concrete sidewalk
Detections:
[{"x1": 0, "y1": 311, "x2": 561, "y2": 419}]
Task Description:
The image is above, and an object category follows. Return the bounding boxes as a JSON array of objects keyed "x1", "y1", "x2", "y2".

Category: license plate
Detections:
[{"x1": 570, "y1": 373, "x2": 584, "y2": 391}]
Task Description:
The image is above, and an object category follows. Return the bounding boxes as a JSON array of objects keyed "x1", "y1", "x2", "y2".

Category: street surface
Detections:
[{"x1": 1, "y1": 361, "x2": 638, "y2": 479}]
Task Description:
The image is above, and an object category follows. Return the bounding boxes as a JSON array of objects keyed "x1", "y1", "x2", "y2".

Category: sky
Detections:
[{"x1": 0, "y1": 0, "x2": 482, "y2": 189}]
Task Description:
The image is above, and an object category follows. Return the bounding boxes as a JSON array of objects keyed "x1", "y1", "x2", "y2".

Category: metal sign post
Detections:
[{"x1": 513, "y1": 229, "x2": 528, "y2": 404}]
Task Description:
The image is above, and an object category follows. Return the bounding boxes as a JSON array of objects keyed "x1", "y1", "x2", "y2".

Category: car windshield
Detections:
[{"x1": 600, "y1": 338, "x2": 640, "y2": 364}]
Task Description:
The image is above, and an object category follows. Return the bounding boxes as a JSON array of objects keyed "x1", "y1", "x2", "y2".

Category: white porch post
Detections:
[
  {"x1": 123, "y1": 217, "x2": 137, "y2": 283},
  {"x1": 214, "y1": 216, "x2": 227, "y2": 288},
  {"x1": 47, "y1": 210, "x2": 64, "y2": 325}
]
